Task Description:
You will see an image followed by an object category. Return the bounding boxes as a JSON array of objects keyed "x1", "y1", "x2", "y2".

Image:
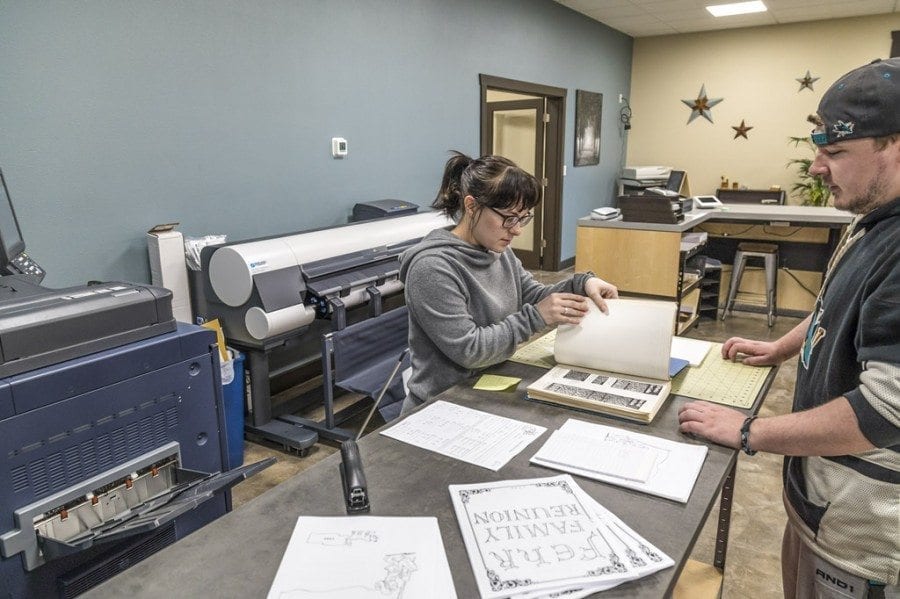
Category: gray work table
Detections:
[{"x1": 87, "y1": 360, "x2": 774, "y2": 598}]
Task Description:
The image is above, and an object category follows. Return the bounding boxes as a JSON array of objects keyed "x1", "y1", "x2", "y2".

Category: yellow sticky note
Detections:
[
  {"x1": 201, "y1": 319, "x2": 228, "y2": 363},
  {"x1": 474, "y1": 374, "x2": 521, "y2": 392}
]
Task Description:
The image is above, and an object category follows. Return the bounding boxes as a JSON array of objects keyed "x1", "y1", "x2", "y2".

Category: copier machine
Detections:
[{"x1": 0, "y1": 275, "x2": 270, "y2": 598}]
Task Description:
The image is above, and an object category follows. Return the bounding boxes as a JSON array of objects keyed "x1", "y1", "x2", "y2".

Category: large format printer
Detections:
[
  {"x1": 0, "y1": 278, "x2": 269, "y2": 597},
  {"x1": 197, "y1": 211, "x2": 453, "y2": 448}
]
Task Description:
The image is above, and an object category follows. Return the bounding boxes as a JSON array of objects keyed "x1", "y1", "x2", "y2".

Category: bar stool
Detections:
[{"x1": 722, "y1": 242, "x2": 779, "y2": 327}]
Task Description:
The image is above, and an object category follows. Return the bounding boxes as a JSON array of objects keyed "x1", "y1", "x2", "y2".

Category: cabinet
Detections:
[{"x1": 575, "y1": 222, "x2": 705, "y2": 334}]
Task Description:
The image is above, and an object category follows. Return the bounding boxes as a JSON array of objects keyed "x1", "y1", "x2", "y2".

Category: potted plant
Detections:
[{"x1": 787, "y1": 136, "x2": 831, "y2": 206}]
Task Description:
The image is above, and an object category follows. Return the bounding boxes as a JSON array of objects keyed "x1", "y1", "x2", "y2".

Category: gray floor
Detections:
[{"x1": 232, "y1": 270, "x2": 800, "y2": 598}]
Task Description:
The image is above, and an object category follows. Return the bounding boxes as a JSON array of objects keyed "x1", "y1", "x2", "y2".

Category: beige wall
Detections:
[{"x1": 627, "y1": 14, "x2": 900, "y2": 202}]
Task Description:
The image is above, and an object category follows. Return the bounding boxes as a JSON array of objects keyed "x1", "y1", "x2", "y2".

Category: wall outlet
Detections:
[{"x1": 618, "y1": 94, "x2": 624, "y2": 104}]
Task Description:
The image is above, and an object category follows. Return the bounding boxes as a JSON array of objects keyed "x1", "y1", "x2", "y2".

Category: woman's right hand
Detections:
[
  {"x1": 721, "y1": 337, "x2": 787, "y2": 366},
  {"x1": 537, "y1": 292, "x2": 590, "y2": 326}
]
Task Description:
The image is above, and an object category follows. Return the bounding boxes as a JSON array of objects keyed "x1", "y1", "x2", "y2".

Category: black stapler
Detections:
[{"x1": 340, "y1": 440, "x2": 370, "y2": 513}]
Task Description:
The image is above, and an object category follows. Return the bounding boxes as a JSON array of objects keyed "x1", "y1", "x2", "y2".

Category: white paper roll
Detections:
[{"x1": 244, "y1": 304, "x2": 316, "y2": 340}]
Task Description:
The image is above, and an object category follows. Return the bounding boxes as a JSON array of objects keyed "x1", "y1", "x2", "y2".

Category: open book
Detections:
[{"x1": 526, "y1": 298, "x2": 677, "y2": 423}]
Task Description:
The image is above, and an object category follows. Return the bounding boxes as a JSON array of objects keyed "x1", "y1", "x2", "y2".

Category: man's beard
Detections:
[{"x1": 837, "y1": 166, "x2": 888, "y2": 215}]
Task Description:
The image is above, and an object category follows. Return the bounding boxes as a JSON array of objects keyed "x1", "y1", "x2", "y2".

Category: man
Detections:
[{"x1": 678, "y1": 57, "x2": 899, "y2": 599}]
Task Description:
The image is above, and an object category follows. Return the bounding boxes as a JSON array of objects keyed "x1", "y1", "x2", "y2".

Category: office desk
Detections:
[
  {"x1": 576, "y1": 205, "x2": 852, "y2": 323},
  {"x1": 86, "y1": 359, "x2": 775, "y2": 598}
]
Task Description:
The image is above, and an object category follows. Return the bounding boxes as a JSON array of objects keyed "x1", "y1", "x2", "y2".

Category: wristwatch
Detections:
[{"x1": 740, "y1": 416, "x2": 758, "y2": 456}]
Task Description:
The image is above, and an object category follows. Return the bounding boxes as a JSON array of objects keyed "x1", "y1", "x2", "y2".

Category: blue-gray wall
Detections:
[{"x1": 0, "y1": 0, "x2": 632, "y2": 287}]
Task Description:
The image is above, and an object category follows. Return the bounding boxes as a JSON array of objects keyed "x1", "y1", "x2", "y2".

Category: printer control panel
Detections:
[{"x1": 6, "y1": 252, "x2": 45, "y2": 283}]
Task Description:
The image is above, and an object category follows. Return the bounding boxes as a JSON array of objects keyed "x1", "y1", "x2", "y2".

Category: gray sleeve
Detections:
[
  {"x1": 519, "y1": 258, "x2": 595, "y2": 305},
  {"x1": 405, "y1": 255, "x2": 545, "y2": 370},
  {"x1": 847, "y1": 360, "x2": 900, "y2": 448}
]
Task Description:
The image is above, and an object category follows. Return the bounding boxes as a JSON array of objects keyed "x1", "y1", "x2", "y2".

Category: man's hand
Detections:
[
  {"x1": 678, "y1": 401, "x2": 746, "y2": 449},
  {"x1": 721, "y1": 337, "x2": 788, "y2": 366}
]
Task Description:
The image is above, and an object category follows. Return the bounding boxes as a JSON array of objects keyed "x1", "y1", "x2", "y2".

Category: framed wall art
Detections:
[{"x1": 574, "y1": 90, "x2": 602, "y2": 166}]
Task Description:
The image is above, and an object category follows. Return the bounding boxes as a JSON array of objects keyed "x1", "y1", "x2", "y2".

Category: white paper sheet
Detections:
[
  {"x1": 530, "y1": 419, "x2": 708, "y2": 503},
  {"x1": 535, "y1": 429, "x2": 656, "y2": 482},
  {"x1": 670, "y1": 337, "x2": 713, "y2": 367},
  {"x1": 554, "y1": 299, "x2": 676, "y2": 381},
  {"x1": 380, "y1": 400, "x2": 547, "y2": 470},
  {"x1": 267, "y1": 516, "x2": 456, "y2": 599}
]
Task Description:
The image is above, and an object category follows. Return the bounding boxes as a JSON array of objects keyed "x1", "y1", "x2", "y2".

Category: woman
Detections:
[{"x1": 399, "y1": 151, "x2": 618, "y2": 411}]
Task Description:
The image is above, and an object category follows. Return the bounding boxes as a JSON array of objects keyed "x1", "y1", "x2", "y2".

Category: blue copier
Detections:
[{"x1": 0, "y1": 276, "x2": 270, "y2": 598}]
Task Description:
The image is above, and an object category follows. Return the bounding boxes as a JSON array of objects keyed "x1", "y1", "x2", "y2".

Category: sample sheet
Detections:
[
  {"x1": 671, "y1": 342, "x2": 772, "y2": 408},
  {"x1": 380, "y1": 400, "x2": 547, "y2": 471},
  {"x1": 530, "y1": 418, "x2": 708, "y2": 503},
  {"x1": 267, "y1": 516, "x2": 456, "y2": 599},
  {"x1": 449, "y1": 474, "x2": 673, "y2": 598}
]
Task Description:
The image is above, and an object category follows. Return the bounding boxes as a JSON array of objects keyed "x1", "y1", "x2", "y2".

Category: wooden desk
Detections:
[
  {"x1": 576, "y1": 205, "x2": 852, "y2": 324},
  {"x1": 86, "y1": 360, "x2": 775, "y2": 599}
]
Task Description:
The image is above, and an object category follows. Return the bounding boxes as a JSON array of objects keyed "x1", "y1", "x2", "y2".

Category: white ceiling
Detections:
[{"x1": 554, "y1": 0, "x2": 899, "y2": 37}]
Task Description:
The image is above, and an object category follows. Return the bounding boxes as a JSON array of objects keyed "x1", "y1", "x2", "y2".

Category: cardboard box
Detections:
[{"x1": 147, "y1": 223, "x2": 192, "y2": 323}]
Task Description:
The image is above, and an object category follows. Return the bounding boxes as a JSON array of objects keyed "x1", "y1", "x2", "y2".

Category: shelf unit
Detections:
[
  {"x1": 697, "y1": 259, "x2": 723, "y2": 321},
  {"x1": 676, "y1": 240, "x2": 705, "y2": 335}
]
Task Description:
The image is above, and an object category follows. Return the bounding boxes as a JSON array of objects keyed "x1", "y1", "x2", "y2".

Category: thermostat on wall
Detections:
[{"x1": 332, "y1": 137, "x2": 348, "y2": 158}]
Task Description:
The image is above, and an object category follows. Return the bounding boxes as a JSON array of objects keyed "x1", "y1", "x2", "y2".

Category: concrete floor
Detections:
[{"x1": 231, "y1": 270, "x2": 800, "y2": 598}]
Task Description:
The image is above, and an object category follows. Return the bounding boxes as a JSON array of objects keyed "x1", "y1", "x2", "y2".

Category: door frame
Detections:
[
  {"x1": 479, "y1": 74, "x2": 567, "y2": 271},
  {"x1": 485, "y1": 98, "x2": 545, "y2": 269}
]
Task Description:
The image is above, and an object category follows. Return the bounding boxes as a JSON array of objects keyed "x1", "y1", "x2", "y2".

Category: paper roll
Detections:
[{"x1": 244, "y1": 304, "x2": 316, "y2": 340}]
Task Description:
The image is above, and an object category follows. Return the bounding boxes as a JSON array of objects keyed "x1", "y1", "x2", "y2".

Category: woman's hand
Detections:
[
  {"x1": 536, "y1": 292, "x2": 591, "y2": 325},
  {"x1": 584, "y1": 277, "x2": 618, "y2": 315}
]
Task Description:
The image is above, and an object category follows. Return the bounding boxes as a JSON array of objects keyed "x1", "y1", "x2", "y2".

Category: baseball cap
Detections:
[{"x1": 811, "y1": 58, "x2": 900, "y2": 146}]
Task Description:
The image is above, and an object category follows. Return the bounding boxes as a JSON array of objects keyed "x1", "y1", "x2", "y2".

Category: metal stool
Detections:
[{"x1": 722, "y1": 242, "x2": 778, "y2": 327}]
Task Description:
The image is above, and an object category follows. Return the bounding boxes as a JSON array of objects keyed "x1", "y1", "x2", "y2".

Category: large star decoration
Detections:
[
  {"x1": 732, "y1": 119, "x2": 753, "y2": 139},
  {"x1": 681, "y1": 84, "x2": 723, "y2": 124},
  {"x1": 796, "y1": 70, "x2": 819, "y2": 92}
]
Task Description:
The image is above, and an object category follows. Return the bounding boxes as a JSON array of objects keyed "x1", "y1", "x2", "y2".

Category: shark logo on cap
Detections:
[{"x1": 831, "y1": 120, "x2": 855, "y2": 139}]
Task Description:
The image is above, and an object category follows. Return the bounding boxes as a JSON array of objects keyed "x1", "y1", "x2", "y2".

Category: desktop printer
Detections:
[
  {"x1": 351, "y1": 199, "x2": 419, "y2": 222},
  {"x1": 622, "y1": 166, "x2": 672, "y2": 182}
]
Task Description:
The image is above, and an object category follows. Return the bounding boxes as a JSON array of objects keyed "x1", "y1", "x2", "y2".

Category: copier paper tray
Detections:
[{"x1": 33, "y1": 459, "x2": 273, "y2": 563}]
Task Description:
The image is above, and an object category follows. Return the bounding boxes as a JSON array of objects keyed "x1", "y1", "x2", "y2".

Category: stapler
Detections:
[{"x1": 340, "y1": 440, "x2": 370, "y2": 513}]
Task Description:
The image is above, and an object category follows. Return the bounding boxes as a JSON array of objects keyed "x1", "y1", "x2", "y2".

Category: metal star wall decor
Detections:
[
  {"x1": 681, "y1": 84, "x2": 723, "y2": 124},
  {"x1": 796, "y1": 70, "x2": 819, "y2": 92},
  {"x1": 732, "y1": 119, "x2": 753, "y2": 139}
]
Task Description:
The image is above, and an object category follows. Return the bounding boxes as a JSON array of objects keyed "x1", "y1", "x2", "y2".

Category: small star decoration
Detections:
[
  {"x1": 681, "y1": 84, "x2": 723, "y2": 124},
  {"x1": 732, "y1": 119, "x2": 753, "y2": 139},
  {"x1": 796, "y1": 70, "x2": 819, "y2": 92}
]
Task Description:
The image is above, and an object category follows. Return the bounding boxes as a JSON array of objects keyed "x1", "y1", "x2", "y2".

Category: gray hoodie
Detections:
[{"x1": 399, "y1": 228, "x2": 593, "y2": 406}]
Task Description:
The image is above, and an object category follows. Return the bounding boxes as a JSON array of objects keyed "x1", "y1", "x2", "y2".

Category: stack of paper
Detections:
[
  {"x1": 449, "y1": 474, "x2": 673, "y2": 598},
  {"x1": 267, "y1": 516, "x2": 456, "y2": 598},
  {"x1": 530, "y1": 419, "x2": 708, "y2": 503}
]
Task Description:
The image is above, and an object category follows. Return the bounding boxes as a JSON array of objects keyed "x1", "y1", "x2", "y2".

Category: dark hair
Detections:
[{"x1": 431, "y1": 151, "x2": 541, "y2": 217}]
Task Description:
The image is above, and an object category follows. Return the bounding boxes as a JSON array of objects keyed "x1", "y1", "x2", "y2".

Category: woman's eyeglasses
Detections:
[{"x1": 487, "y1": 206, "x2": 534, "y2": 229}]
